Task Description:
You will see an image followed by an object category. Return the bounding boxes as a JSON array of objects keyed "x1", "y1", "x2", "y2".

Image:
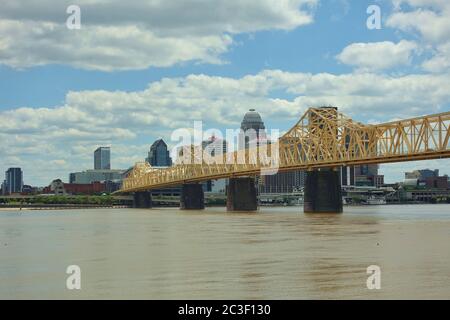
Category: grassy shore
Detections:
[{"x1": 0, "y1": 195, "x2": 122, "y2": 207}]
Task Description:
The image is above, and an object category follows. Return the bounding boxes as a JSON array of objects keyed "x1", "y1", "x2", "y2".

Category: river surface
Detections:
[{"x1": 0, "y1": 205, "x2": 449, "y2": 299}]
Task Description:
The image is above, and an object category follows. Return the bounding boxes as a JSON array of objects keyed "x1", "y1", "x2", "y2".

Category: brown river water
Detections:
[{"x1": 0, "y1": 204, "x2": 449, "y2": 299}]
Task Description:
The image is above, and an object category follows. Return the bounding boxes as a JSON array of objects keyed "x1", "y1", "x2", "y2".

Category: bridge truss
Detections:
[{"x1": 121, "y1": 108, "x2": 450, "y2": 193}]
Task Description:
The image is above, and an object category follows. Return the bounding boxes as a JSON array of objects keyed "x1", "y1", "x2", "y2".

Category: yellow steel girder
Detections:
[{"x1": 120, "y1": 108, "x2": 450, "y2": 193}]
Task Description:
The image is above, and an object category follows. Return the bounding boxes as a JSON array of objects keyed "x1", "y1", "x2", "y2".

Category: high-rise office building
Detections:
[
  {"x1": 143, "y1": 139, "x2": 178, "y2": 196},
  {"x1": 94, "y1": 147, "x2": 111, "y2": 170},
  {"x1": 3, "y1": 167, "x2": 23, "y2": 195},
  {"x1": 146, "y1": 139, "x2": 172, "y2": 167},
  {"x1": 240, "y1": 108, "x2": 267, "y2": 149}
]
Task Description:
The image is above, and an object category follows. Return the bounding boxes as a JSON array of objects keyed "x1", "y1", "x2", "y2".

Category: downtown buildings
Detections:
[
  {"x1": 404, "y1": 169, "x2": 449, "y2": 190},
  {"x1": 70, "y1": 147, "x2": 123, "y2": 184},
  {"x1": 64, "y1": 147, "x2": 123, "y2": 194}
]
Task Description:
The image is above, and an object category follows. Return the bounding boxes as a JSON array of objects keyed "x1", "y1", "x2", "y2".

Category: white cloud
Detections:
[
  {"x1": 387, "y1": 0, "x2": 450, "y2": 73},
  {"x1": 0, "y1": 0, "x2": 317, "y2": 71},
  {"x1": 387, "y1": 8, "x2": 450, "y2": 44},
  {"x1": 336, "y1": 40, "x2": 418, "y2": 72},
  {"x1": 422, "y1": 42, "x2": 450, "y2": 72},
  {"x1": 1, "y1": 69, "x2": 449, "y2": 185}
]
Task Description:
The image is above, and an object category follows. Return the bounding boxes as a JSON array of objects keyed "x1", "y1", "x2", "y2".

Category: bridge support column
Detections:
[
  {"x1": 227, "y1": 177, "x2": 258, "y2": 212},
  {"x1": 304, "y1": 169, "x2": 343, "y2": 213},
  {"x1": 180, "y1": 183, "x2": 205, "y2": 210},
  {"x1": 133, "y1": 191, "x2": 152, "y2": 208}
]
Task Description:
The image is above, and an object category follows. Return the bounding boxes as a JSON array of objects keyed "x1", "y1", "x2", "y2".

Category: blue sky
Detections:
[{"x1": 0, "y1": 0, "x2": 449, "y2": 185}]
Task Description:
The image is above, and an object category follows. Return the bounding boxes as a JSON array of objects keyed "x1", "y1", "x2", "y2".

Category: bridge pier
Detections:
[
  {"x1": 133, "y1": 191, "x2": 152, "y2": 208},
  {"x1": 227, "y1": 177, "x2": 258, "y2": 212},
  {"x1": 180, "y1": 183, "x2": 205, "y2": 210},
  {"x1": 304, "y1": 169, "x2": 343, "y2": 213}
]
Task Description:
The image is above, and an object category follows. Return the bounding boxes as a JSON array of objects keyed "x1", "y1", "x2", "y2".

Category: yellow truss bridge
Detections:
[{"x1": 119, "y1": 107, "x2": 450, "y2": 212}]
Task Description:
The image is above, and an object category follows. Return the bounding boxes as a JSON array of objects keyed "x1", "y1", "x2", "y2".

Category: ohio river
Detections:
[{"x1": 0, "y1": 205, "x2": 449, "y2": 299}]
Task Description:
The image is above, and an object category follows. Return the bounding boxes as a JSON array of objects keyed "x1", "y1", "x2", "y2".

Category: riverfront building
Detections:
[{"x1": 69, "y1": 169, "x2": 124, "y2": 184}]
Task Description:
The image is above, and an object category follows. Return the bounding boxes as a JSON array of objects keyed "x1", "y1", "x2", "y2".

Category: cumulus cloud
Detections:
[
  {"x1": 0, "y1": 0, "x2": 317, "y2": 71},
  {"x1": 1, "y1": 69, "x2": 449, "y2": 185},
  {"x1": 422, "y1": 42, "x2": 450, "y2": 72},
  {"x1": 387, "y1": 0, "x2": 450, "y2": 72},
  {"x1": 336, "y1": 40, "x2": 418, "y2": 72}
]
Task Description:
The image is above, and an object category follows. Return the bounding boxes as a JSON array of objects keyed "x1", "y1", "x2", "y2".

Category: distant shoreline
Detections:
[
  {"x1": 0, "y1": 204, "x2": 130, "y2": 211},
  {"x1": 1, "y1": 202, "x2": 448, "y2": 212}
]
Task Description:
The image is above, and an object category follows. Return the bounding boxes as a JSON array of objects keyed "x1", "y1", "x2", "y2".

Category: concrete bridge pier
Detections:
[
  {"x1": 304, "y1": 169, "x2": 343, "y2": 213},
  {"x1": 227, "y1": 177, "x2": 258, "y2": 212},
  {"x1": 180, "y1": 183, "x2": 205, "y2": 210},
  {"x1": 133, "y1": 191, "x2": 152, "y2": 208}
]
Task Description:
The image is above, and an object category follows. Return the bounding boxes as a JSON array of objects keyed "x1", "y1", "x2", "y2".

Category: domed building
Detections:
[
  {"x1": 240, "y1": 109, "x2": 266, "y2": 138},
  {"x1": 240, "y1": 109, "x2": 267, "y2": 150}
]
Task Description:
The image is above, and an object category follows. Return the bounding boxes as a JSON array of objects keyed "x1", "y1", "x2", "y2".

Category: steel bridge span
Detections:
[{"x1": 118, "y1": 107, "x2": 450, "y2": 213}]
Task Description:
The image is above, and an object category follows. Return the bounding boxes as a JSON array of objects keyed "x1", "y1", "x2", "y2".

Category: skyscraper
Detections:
[
  {"x1": 94, "y1": 147, "x2": 111, "y2": 170},
  {"x1": 240, "y1": 108, "x2": 267, "y2": 149},
  {"x1": 3, "y1": 168, "x2": 23, "y2": 195},
  {"x1": 146, "y1": 139, "x2": 172, "y2": 167}
]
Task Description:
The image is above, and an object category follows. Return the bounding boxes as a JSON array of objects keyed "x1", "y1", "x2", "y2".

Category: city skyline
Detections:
[
  {"x1": 1, "y1": 1, "x2": 450, "y2": 185},
  {"x1": 1, "y1": 109, "x2": 450, "y2": 187},
  {"x1": 2, "y1": 111, "x2": 449, "y2": 192}
]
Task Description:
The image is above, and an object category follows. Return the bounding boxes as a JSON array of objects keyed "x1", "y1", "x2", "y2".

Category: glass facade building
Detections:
[
  {"x1": 94, "y1": 147, "x2": 111, "y2": 170},
  {"x1": 146, "y1": 139, "x2": 172, "y2": 167},
  {"x1": 3, "y1": 167, "x2": 23, "y2": 195}
]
